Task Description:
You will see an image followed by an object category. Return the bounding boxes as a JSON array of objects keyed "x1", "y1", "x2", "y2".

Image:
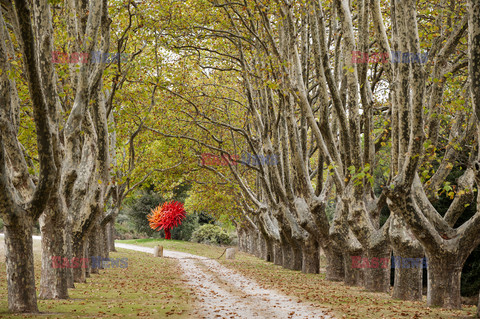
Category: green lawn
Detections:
[{"x1": 117, "y1": 238, "x2": 231, "y2": 259}]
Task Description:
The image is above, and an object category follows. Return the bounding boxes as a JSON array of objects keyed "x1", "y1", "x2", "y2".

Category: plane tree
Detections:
[
  {"x1": 0, "y1": 0, "x2": 57, "y2": 311},
  {"x1": 383, "y1": 0, "x2": 479, "y2": 309}
]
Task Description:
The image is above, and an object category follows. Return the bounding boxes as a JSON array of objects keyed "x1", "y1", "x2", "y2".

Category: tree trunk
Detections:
[
  {"x1": 247, "y1": 230, "x2": 256, "y2": 255},
  {"x1": 273, "y1": 243, "x2": 283, "y2": 265},
  {"x1": 259, "y1": 232, "x2": 268, "y2": 259},
  {"x1": 345, "y1": 192, "x2": 391, "y2": 292},
  {"x1": 72, "y1": 238, "x2": 86, "y2": 283},
  {"x1": 280, "y1": 238, "x2": 302, "y2": 271},
  {"x1": 427, "y1": 254, "x2": 462, "y2": 308},
  {"x1": 88, "y1": 225, "x2": 101, "y2": 274},
  {"x1": 392, "y1": 253, "x2": 424, "y2": 300},
  {"x1": 301, "y1": 239, "x2": 319, "y2": 274},
  {"x1": 257, "y1": 233, "x2": 263, "y2": 258},
  {"x1": 244, "y1": 230, "x2": 251, "y2": 253},
  {"x1": 242, "y1": 229, "x2": 251, "y2": 253},
  {"x1": 265, "y1": 238, "x2": 273, "y2": 262},
  {"x1": 101, "y1": 222, "x2": 109, "y2": 258},
  {"x1": 165, "y1": 228, "x2": 171, "y2": 239},
  {"x1": 389, "y1": 216, "x2": 424, "y2": 301},
  {"x1": 257, "y1": 233, "x2": 265, "y2": 258},
  {"x1": 344, "y1": 249, "x2": 364, "y2": 287},
  {"x1": 85, "y1": 241, "x2": 91, "y2": 278},
  {"x1": 252, "y1": 231, "x2": 260, "y2": 257},
  {"x1": 39, "y1": 206, "x2": 69, "y2": 299},
  {"x1": 291, "y1": 241, "x2": 303, "y2": 271},
  {"x1": 471, "y1": 3, "x2": 480, "y2": 314},
  {"x1": 259, "y1": 234, "x2": 274, "y2": 262},
  {"x1": 281, "y1": 243, "x2": 294, "y2": 269},
  {"x1": 323, "y1": 244, "x2": 345, "y2": 281},
  {"x1": 364, "y1": 247, "x2": 391, "y2": 293},
  {"x1": 65, "y1": 218, "x2": 74, "y2": 288},
  {"x1": 237, "y1": 228, "x2": 246, "y2": 252},
  {"x1": 108, "y1": 219, "x2": 116, "y2": 252},
  {"x1": 4, "y1": 219, "x2": 38, "y2": 313},
  {"x1": 279, "y1": 227, "x2": 303, "y2": 271}
]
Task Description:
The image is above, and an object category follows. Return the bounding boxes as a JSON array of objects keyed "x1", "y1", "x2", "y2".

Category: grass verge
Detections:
[
  {"x1": 0, "y1": 242, "x2": 193, "y2": 318},
  {"x1": 117, "y1": 238, "x2": 230, "y2": 259}
]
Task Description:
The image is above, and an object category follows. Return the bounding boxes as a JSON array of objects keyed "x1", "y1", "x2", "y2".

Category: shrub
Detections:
[
  {"x1": 191, "y1": 224, "x2": 232, "y2": 245},
  {"x1": 123, "y1": 191, "x2": 165, "y2": 238},
  {"x1": 114, "y1": 222, "x2": 145, "y2": 240},
  {"x1": 197, "y1": 211, "x2": 216, "y2": 225},
  {"x1": 118, "y1": 188, "x2": 201, "y2": 240},
  {"x1": 170, "y1": 213, "x2": 199, "y2": 241}
]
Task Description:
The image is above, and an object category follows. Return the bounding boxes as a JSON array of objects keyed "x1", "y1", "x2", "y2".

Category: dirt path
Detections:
[{"x1": 115, "y1": 243, "x2": 334, "y2": 319}]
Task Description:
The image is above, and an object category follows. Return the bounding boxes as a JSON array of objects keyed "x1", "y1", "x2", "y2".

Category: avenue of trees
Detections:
[
  {"x1": 0, "y1": 0, "x2": 184, "y2": 312},
  {"x1": 0, "y1": 0, "x2": 480, "y2": 316}
]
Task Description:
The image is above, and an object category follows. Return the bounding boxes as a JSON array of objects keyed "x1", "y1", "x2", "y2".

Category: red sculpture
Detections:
[{"x1": 148, "y1": 201, "x2": 186, "y2": 239}]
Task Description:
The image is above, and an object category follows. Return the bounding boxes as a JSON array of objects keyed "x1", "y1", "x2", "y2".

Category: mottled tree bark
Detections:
[
  {"x1": 265, "y1": 238, "x2": 274, "y2": 262},
  {"x1": 65, "y1": 219, "x2": 75, "y2": 288},
  {"x1": 347, "y1": 195, "x2": 391, "y2": 292},
  {"x1": 469, "y1": 0, "x2": 480, "y2": 122},
  {"x1": 259, "y1": 234, "x2": 274, "y2": 262},
  {"x1": 4, "y1": 219, "x2": 38, "y2": 312},
  {"x1": 279, "y1": 226, "x2": 303, "y2": 271},
  {"x1": 426, "y1": 254, "x2": 462, "y2": 308},
  {"x1": 364, "y1": 246, "x2": 391, "y2": 293},
  {"x1": 280, "y1": 241, "x2": 295, "y2": 270},
  {"x1": 0, "y1": 0, "x2": 57, "y2": 311},
  {"x1": 273, "y1": 243, "x2": 283, "y2": 265},
  {"x1": 343, "y1": 249, "x2": 365, "y2": 287},
  {"x1": 102, "y1": 221, "x2": 110, "y2": 258},
  {"x1": 108, "y1": 219, "x2": 116, "y2": 252},
  {"x1": 257, "y1": 232, "x2": 266, "y2": 259},
  {"x1": 392, "y1": 257, "x2": 423, "y2": 300},
  {"x1": 468, "y1": 2, "x2": 480, "y2": 314},
  {"x1": 381, "y1": 0, "x2": 478, "y2": 308},
  {"x1": 250, "y1": 229, "x2": 259, "y2": 257},
  {"x1": 257, "y1": 211, "x2": 279, "y2": 262},
  {"x1": 88, "y1": 221, "x2": 103, "y2": 275},
  {"x1": 72, "y1": 238, "x2": 87, "y2": 283},
  {"x1": 237, "y1": 227, "x2": 247, "y2": 252},
  {"x1": 323, "y1": 244, "x2": 345, "y2": 281},
  {"x1": 386, "y1": 180, "x2": 480, "y2": 309},
  {"x1": 30, "y1": 0, "x2": 70, "y2": 301},
  {"x1": 301, "y1": 238, "x2": 319, "y2": 274},
  {"x1": 389, "y1": 215, "x2": 424, "y2": 301},
  {"x1": 39, "y1": 201, "x2": 68, "y2": 299}
]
